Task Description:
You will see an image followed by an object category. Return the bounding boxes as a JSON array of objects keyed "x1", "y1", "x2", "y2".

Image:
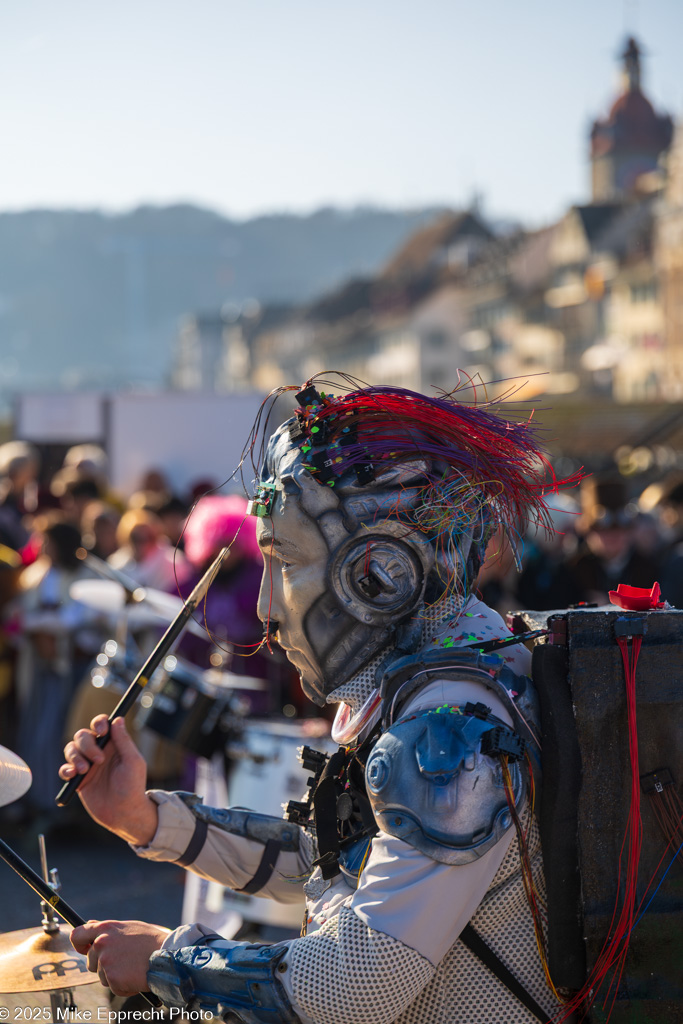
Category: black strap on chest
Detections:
[
  {"x1": 311, "y1": 747, "x2": 348, "y2": 879},
  {"x1": 460, "y1": 924, "x2": 550, "y2": 1023}
]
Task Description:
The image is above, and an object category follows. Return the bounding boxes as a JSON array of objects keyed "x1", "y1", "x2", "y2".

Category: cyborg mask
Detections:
[{"x1": 248, "y1": 379, "x2": 570, "y2": 706}]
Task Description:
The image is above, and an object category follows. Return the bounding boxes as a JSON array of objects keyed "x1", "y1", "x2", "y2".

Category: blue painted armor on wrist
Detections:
[{"x1": 147, "y1": 941, "x2": 301, "y2": 1024}]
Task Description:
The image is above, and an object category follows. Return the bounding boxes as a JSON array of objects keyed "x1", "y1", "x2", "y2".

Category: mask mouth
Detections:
[{"x1": 262, "y1": 620, "x2": 280, "y2": 644}]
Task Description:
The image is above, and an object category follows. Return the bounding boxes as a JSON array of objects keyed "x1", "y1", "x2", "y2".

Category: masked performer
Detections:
[{"x1": 61, "y1": 379, "x2": 573, "y2": 1024}]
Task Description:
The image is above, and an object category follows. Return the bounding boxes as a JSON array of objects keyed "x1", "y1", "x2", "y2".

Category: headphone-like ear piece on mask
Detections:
[{"x1": 328, "y1": 534, "x2": 428, "y2": 625}]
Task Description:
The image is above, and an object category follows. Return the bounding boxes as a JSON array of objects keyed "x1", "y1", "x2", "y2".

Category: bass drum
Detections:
[
  {"x1": 181, "y1": 717, "x2": 334, "y2": 937},
  {"x1": 136, "y1": 656, "x2": 268, "y2": 759},
  {"x1": 65, "y1": 643, "x2": 185, "y2": 787}
]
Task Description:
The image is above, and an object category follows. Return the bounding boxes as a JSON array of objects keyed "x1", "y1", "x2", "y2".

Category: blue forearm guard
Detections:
[{"x1": 147, "y1": 941, "x2": 301, "y2": 1023}]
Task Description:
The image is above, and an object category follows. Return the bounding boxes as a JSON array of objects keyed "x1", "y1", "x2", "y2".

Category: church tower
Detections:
[{"x1": 590, "y1": 37, "x2": 673, "y2": 202}]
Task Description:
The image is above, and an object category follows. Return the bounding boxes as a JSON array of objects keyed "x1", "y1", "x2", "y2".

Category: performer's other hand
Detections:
[
  {"x1": 71, "y1": 919, "x2": 171, "y2": 997},
  {"x1": 59, "y1": 716, "x2": 158, "y2": 846}
]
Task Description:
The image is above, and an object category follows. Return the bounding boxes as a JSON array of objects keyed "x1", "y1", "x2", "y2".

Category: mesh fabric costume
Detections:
[{"x1": 135, "y1": 380, "x2": 569, "y2": 1024}]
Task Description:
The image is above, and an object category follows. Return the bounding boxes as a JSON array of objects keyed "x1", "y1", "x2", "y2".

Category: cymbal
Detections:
[
  {"x1": 0, "y1": 925, "x2": 92, "y2": 993},
  {"x1": 70, "y1": 579, "x2": 206, "y2": 638},
  {"x1": 0, "y1": 746, "x2": 32, "y2": 808}
]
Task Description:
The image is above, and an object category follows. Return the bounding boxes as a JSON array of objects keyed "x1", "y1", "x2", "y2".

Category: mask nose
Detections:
[{"x1": 256, "y1": 566, "x2": 278, "y2": 625}]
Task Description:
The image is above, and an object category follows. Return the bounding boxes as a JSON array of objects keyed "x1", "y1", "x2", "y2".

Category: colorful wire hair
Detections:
[
  {"x1": 274, "y1": 372, "x2": 575, "y2": 516},
  {"x1": 240, "y1": 372, "x2": 582, "y2": 607}
]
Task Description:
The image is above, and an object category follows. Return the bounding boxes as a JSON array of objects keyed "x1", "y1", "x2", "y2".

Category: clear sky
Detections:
[{"x1": 1, "y1": 0, "x2": 681, "y2": 227}]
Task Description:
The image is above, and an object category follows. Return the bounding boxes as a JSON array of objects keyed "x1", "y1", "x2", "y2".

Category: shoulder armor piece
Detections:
[
  {"x1": 378, "y1": 647, "x2": 540, "y2": 745},
  {"x1": 365, "y1": 705, "x2": 525, "y2": 865}
]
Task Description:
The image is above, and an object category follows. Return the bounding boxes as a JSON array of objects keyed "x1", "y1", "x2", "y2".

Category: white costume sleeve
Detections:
[{"x1": 132, "y1": 790, "x2": 313, "y2": 904}]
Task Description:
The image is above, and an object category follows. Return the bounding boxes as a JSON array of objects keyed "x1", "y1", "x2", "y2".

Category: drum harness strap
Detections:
[
  {"x1": 281, "y1": 722, "x2": 382, "y2": 881},
  {"x1": 459, "y1": 925, "x2": 548, "y2": 1023}
]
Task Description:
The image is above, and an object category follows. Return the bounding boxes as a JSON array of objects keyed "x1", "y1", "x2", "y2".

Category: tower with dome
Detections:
[{"x1": 590, "y1": 36, "x2": 674, "y2": 202}]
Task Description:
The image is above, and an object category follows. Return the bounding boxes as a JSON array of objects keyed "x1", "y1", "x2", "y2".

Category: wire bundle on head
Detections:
[
  {"x1": 239, "y1": 372, "x2": 582, "y2": 609},
  {"x1": 285, "y1": 373, "x2": 580, "y2": 542}
]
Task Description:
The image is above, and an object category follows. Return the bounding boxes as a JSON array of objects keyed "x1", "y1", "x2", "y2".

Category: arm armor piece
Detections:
[
  {"x1": 147, "y1": 941, "x2": 301, "y2": 1024},
  {"x1": 365, "y1": 707, "x2": 525, "y2": 865},
  {"x1": 176, "y1": 792, "x2": 301, "y2": 851}
]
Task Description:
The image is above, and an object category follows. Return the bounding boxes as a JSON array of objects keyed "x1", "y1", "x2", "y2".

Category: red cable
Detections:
[{"x1": 554, "y1": 633, "x2": 644, "y2": 1024}]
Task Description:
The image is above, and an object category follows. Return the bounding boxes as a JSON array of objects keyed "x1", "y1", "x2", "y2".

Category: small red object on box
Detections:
[{"x1": 608, "y1": 582, "x2": 665, "y2": 611}]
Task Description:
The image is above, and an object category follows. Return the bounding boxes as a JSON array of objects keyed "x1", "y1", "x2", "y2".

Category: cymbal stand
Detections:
[
  {"x1": 0, "y1": 834, "x2": 161, "y2": 1009},
  {"x1": 38, "y1": 835, "x2": 76, "y2": 1022}
]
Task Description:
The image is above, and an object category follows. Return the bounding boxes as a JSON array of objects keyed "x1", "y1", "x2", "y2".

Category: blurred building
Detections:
[
  {"x1": 176, "y1": 35, "x2": 678, "y2": 410},
  {"x1": 245, "y1": 36, "x2": 677, "y2": 403},
  {"x1": 590, "y1": 38, "x2": 673, "y2": 202},
  {"x1": 171, "y1": 310, "x2": 253, "y2": 391},
  {"x1": 656, "y1": 122, "x2": 683, "y2": 400},
  {"x1": 251, "y1": 211, "x2": 495, "y2": 393}
]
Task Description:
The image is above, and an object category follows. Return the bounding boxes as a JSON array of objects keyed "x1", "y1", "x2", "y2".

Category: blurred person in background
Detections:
[
  {"x1": 631, "y1": 509, "x2": 667, "y2": 561},
  {"x1": 155, "y1": 494, "x2": 190, "y2": 550},
  {"x1": 179, "y1": 494, "x2": 297, "y2": 714},
  {"x1": 51, "y1": 470, "x2": 103, "y2": 526},
  {"x1": 643, "y1": 476, "x2": 683, "y2": 607},
  {"x1": 128, "y1": 487, "x2": 189, "y2": 551},
  {"x1": 9, "y1": 513, "x2": 103, "y2": 826},
  {"x1": 514, "y1": 491, "x2": 581, "y2": 610},
  {"x1": 187, "y1": 477, "x2": 219, "y2": 506},
  {"x1": 63, "y1": 444, "x2": 110, "y2": 494},
  {"x1": 475, "y1": 525, "x2": 522, "y2": 615},
  {"x1": 56, "y1": 443, "x2": 125, "y2": 514},
  {"x1": 0, "y1": 440, "x2": 40, "y2": 555},
  {"x1": 0, "y1": 544, "x2": 22, "y2": 754},
  {"x1": 63, "y1": 443, "x2": 108, "y2": 477},
  {"x1": 80, "y1": 501, "x2": 122, "y2": 562},
  {"x1": 137, "y1": 467, "x2": 173, "y2": 497},
  {"x1": 108, "y1": 508, "x2": 190, "y2": 592},
  {"x1": 565, "y1": 475, "x2": 661, "y2": 606}
]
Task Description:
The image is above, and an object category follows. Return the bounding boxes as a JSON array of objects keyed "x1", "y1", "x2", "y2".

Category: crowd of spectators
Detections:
[
  {"x1": 0, "y1": 438, "x2": 677, "y2": 834},
  {"x1": 479, "y1": 473, "x2": 670, "y2": 614},
  {"x1": 0, "y1": 441, "x2": 295, "y2": 833}
]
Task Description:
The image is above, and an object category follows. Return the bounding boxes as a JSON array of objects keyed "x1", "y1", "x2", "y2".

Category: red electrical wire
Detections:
[{"x1": 552, "y1": 633, "x2": 643, "y2": 1024}]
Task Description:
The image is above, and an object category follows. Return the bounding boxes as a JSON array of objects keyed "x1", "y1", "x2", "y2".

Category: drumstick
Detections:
[
  {"x1": 0, "y1": 835, "x2": 162, "y2": 1008},
  {"x1": 55, "y1": 546, "x2": 230, "y2": 807}
]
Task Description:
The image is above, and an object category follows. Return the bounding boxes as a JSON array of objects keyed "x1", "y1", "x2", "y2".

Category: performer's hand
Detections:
[
  {"x1": 71, "y1": 919, "x2": 171, "y2": 997},
  {"x1": 59, "y1": 716, "x2": 158, "y2": 845}
]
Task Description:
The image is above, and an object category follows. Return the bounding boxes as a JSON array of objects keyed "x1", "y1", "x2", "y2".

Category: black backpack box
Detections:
[{"x1": 519, "y1": 607, "x2": 683, "y2": 1023}]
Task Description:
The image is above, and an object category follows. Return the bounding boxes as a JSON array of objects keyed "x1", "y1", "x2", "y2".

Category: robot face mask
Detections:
[
  {"x1": 249, "y1": 380, "x2": 571, "y2": 705},
  {"x1": 254, "y1": 424, "x2": 444, "y2": 705}
]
